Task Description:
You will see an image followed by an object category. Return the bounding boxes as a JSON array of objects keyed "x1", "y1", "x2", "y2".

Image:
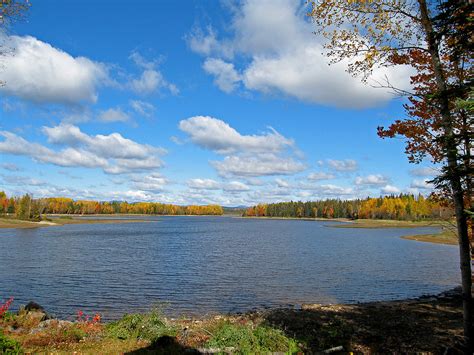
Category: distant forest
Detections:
[
  {"x1": 243, "y1": 194, "x2": 452, "y2": 220},
  {"x1": 0, "y1": 192, "x2": 224, "y2": 221}
]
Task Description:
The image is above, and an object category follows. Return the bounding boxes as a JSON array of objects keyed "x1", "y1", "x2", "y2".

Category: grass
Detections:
[
  {"x1": 330, "y1": 218, "x2": 444, "y2": 229},
  {"x1": 402, "y1": 227, "x2": 458, "y2": 245},
  {"x1": 106, "y1": 309, "x2": 177, "y2": 342},
  {"x1": 204, "y1": 320, "x2": 301, "y2": 354},
  {"x1": 0, "y1": 331, "x2": 22, "y2": 354}
]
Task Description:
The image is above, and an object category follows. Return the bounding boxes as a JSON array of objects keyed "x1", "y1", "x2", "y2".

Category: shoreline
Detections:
[
  {"x1": 0, "y1": 287, "x2": 465, "y2": 353},
  {"x1": 0, "y1": 216, "x2": 457, "y2": 245}
]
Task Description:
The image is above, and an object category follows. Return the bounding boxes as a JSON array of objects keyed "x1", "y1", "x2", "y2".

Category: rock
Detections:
[
  {"x1": 39, "y1": 319, "x2": 73, "y2": 328},
  {"x1": 24, "y1": 310, "x2": 48, "y2": 323},
  {"x1": 24, "y1": 301, "x2": 45, "y2": 312},
  {"x1": 17, "y1": 301, "x2": 50, "y2": 323},
  {"x1": 29, "y1": 319, "x2": 73, "y2": 334}
]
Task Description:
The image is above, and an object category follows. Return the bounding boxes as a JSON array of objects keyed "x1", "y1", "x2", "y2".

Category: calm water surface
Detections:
[{"x1": 0, "y1": 216, "x2": 459, "y2": 320}]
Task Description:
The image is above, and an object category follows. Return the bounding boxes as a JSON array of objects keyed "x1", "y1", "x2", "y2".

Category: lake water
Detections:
[{"x1": 0, "y1": 216, "x2": 459, "y2": 320}]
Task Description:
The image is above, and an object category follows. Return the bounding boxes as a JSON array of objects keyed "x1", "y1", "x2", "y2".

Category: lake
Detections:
[{"x1": 0, "y1": 216, "x2": 459, "y2": 320}]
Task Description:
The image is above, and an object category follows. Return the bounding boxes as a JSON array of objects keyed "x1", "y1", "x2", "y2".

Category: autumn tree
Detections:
[{"x1": 308, "y1": 0, "x2": 473, "y2": 348}]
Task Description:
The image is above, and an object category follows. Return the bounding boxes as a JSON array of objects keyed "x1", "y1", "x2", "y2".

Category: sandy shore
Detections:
[{"x1": 0, "y1": 217, "x2": 149, "y2": 229}]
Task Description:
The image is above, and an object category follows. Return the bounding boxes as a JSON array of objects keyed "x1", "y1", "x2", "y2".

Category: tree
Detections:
[
  {"x1": 308, "y1": 0, "x2": 473, "y2": 348},
  {"x1": 0, "y1": 0, "x2": 30, "y2": 24}
]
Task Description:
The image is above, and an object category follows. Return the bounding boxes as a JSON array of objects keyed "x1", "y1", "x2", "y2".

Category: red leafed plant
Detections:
[
  {"x1": 76, "y1": 310, "x2": 101, "y2": 325},
  {"x1": 0, "y1": 297, "x2": 14, "y2": 318}
]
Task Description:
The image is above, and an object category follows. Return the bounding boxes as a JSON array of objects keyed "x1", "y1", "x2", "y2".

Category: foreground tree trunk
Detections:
[{"x1": 418, "y1": 0, "x2": 473, "y2": 350}]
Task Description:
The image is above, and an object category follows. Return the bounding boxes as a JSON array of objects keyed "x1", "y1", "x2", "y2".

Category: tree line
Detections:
[
  {"x1": 243, "y1": 194, "x2": 452, "y2": 221},
  {"x1": 0, "y1": 192, "x2": 224, "y2": 220}
]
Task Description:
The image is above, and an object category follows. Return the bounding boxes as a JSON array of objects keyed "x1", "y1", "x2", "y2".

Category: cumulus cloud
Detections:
[
  {"x1": 381, "y1": 184, "x2": 401, "y2": 194},
  {"x1": 187, "y1": 0, "x2": 412, "y2": 108},
  {"x1": 355, "y1": 174, "x2": 389, "y2": 186},
  {"x1": 99, "y1": 108, "x2": 130, "y2": 123},
  {"x1": 0, "y1": 124, "x2": 166, "y2": 175},
  {"x1": 128, "y1": 51, "x2": 178, "y2": 95},
  {"x1": 0, "y1": 35, "x2": 108, "y2": 104},
  {"x1": 327, "y1": 159, "x2": 358, "y2": 172},
  {"x1": 203, "y1": 58, "x2": 241, "y2": 93},
  {"x1": 179, "y1": 116, "x2": 305, "y2": 178},
  {"x1": 179, "y1": 116, "x2": 293, "y2": 154}
]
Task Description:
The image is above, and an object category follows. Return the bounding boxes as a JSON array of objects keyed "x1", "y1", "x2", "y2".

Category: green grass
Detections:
[
  {"x1": 0, "y1": 331, "x2": 23, "y2": 354},
  {"x1": 205, "y1": 321, "x2": 301, "y2": 354},
  {"x1": 106, "y1": 309, "x2": 176, "y2": 342}
]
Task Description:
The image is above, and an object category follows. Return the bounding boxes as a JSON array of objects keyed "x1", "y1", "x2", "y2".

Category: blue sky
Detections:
[{"x1": 0, "y1": 0, "x2": 437, "y2": 206}]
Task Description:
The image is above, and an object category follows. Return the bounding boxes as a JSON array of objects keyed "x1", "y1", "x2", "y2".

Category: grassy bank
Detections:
[
  {"x1": 402, "y1": 227, "x2": 458, "y2": 245},
  {"x1": 329, "y1": 218, "x2": 443, "y2": 228},
  {"x1": 0, "y1": 288, "x2": 466, "y2": 353}
]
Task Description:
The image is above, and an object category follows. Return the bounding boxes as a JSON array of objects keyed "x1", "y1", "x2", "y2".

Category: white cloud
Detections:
[
  {"x1": 410, "y1": 167, "x2": 438, "y2": 177},
  {"x1": 224, "y1": 181, "x2": 250, "y2": 192},
  {"x1": 99, "y1": 108, "x2": 130, "y2": 123},
  {"x1": 180, "y1": 116, "x2": 304, "y2": 178},
  {"x1": 212, "y1": 154, "x2": 305, "y2": 177},
  {"x1": 170, "y1": 136, "x2": 184, "y2": 145},
  {"x1": 128, "y1": 51, "x2": 178, "y2": 95},
  {"x1": 0, "y1": 35, "x2": 107, "y2": 104},
  {"x1": 187, "y1": 178, "x2": 221, "y2": 190},
  {"x1": 43, "y1": 124, "x2": 166, "y2": 160},
  {"x1": 2, "y1": 175, "x2": 47, "y2": 186},
  {"x1": 186, "y1": 26, "x2": 234, "y2": 59},
  {"x1": 203, "y1": 58, "x2": 241, "y2": 93},
  {"x1": 275, "y1": 178, "x2": 290, "y2": 188},
  {"x1": 130, "y1": 100, "x2": 155, "y2": 117},
  {"x1": 327, "y1": 159, "x2": 358, "y2": 172},
  {"x1": 131, "y1": 70, "x2": 164, "y2": 94},
  {"x1": 298, "y1": 182, "x2": 354, "y2": 195},
  {"x1": 355, "y1": 174, "x2": 389, "y2": 186},
  {"x1": 1, "y1": 163, "x2": 20, "y2": 171},
  {"x1": 179, "y1": 116, "x2": 293, "y2": 154},
  {"x1": 131, "y1": 174, "x2": 168, "y2": 192},
  {"x1": 307, "y1": 172, "x2": 335, "y2": 181},
  {"x1": 0, "y1": 125, "x2": 166, "y2": 175},
  {"x1": 381, "y1": 184, "x2": 401, "y2": 194},
  {"x1": 410, "y1": 179, "x2": 434, "y2": 190},
  {"x1": 188, "y1": 0, "x2": 412, "y2": 108}
]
